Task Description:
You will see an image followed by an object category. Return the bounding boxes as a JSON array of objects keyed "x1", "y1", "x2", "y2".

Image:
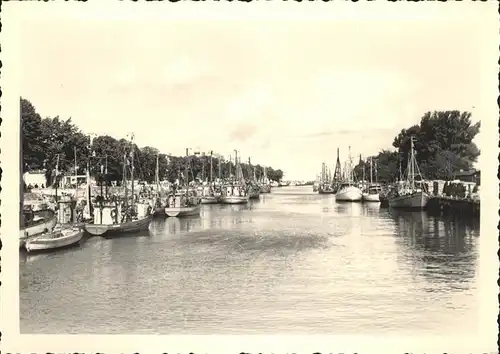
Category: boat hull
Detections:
[
  {"x1": 260, "y1": 185, "x2": 271, "y2": 194},
  {"x1": 165, "y1": 204, "x2": 201, "y2": 217},
  {"x1": 335, "y1": 186, "x2": 363, "y2": 202},
  {"x1": 362, "y1": 193, "x2": 380, "y2": 202},
  {"x1": 25, "y1": 229, "x2": 84, "y2": 253},
  {"x1": 200, "y1": 196, "x2": 219, "y2": 204},
  {"x1": 389, "y1": 192, "x2": 429, "y2": 209},
  {"x1": 153, "y1": 207, "x2": 166, "y2": 215},
  {"x1": 220, "y1": 196, "x2": 249, "y2": 204},
  {"x1": 19, "y1": 212, "x2": 58, "y2": 249},
  {"x1": 84, "y1": 215, "x2": 152, "y2": 236}
]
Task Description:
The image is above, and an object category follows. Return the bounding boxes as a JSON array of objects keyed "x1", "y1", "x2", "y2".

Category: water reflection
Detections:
[
  {"x1": 20, "y1": 186, "x2": 482, "y2": 335},
  {"x1": 389, "y1": 209, "x2": 478, "y2": 291}
]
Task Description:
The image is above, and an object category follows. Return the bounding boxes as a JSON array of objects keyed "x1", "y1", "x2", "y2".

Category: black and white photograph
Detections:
[{"x1": 1, "y1": 2, "x2": 498, "y2": 353}]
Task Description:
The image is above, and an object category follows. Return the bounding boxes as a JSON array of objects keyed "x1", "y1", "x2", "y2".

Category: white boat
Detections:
[
  {"x1": 362, "y1": 191, "x2": 380, "y2": 202},
  {"x1": 335, "y1": 147, "x2": 362, "y2": 202},
  {"x1": 362, "y1": 159, "x2": 381, "y2": 202},
  {"x1": 388, "y1": 136, "x2": 429, "y2": 209},
  {"x1": 165, "y1": 192, "x2": 201, "y2": 217},
  {"x1": 25, "y1": 226, "x2": 84, "y2": 253},
  {"x1": 165, "y1": 204, "x2": 201, "y2": 217},
  {"x1": 19, "y1": 209, "x2": 58, "y2": 249},
  {"x1": 336, "y1": 184, "x2": 363, "y2": 202},
  {"x1": 200, "y1": 185, "x2": 220, "y2": 204},
  {"x1": 165, "y1": 153, "x2": 202, "y2": 217},
  {"x1": 221, "y1": 151, "x2": 250, "y2": 204}
]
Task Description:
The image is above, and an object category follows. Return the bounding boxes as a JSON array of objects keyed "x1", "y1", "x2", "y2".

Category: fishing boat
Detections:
[
  {"x1": 164, "y1": 148, "x2": 202, "y2": 217},
  {"x1": 19, "y1": 208, "x2": 58, "y2": 249},
  {"x1": 260, "y1": 166, "x2": 271, "y2": 193},
  {"x1": 165, "y1": 193, "x2": 202, "y2": 216},
  {"x1": 84, "y1": 134, "x2": 152, "y2": 236},
  {"x1": 20, "y1": 154, "x2": 62, "y2": 248},
  {"x1": 221, "y1": 184, "x2": 249, "y2": 204},
  {"x1": 247, "y1": 158, "x2": 261, "y2": 200},
  {"x1": 362, "y1": 157, "x2": 381, "y2": 202},
  {"x1": 200, "y1": 152, "x2": 220, "y2": 204},
  {"x1": 221, "y1": 150, "x2": 249, "y2": 204},
  {"x1": 25, "y1": 225, "x2": 84, "y2": 253},
  {"x1": 335, "y1": 146, "x2": 363, "y2": 202},
  {"x1": 388, "y1": 136, "x2": 429, "y2": 209},
  {"x1": 152, "y1": 153, "x2": 166, "y2": 215}
]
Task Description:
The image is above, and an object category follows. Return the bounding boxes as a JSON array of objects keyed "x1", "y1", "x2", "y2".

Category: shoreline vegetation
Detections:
[
  {"x1": 21, "y1": 97, "x2": 284, "y2": 187},
  {"x1": 351, "y1": 110, "x2": 480, "y2": 184}
]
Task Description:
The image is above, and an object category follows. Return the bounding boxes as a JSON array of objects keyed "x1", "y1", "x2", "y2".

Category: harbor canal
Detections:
[{"x1": 20, "y1": 186, "x2": 480, "y2": 335}]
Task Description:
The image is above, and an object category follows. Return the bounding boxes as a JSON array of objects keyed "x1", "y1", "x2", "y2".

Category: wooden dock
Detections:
[{"x1": 426, "y1": 196, "x2": 480, "y2": 218}]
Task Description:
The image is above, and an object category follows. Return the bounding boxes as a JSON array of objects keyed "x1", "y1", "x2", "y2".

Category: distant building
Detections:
[
  {"x1": 455, "y1": 169, "x2": 480, "y2": 185},
  {"x1": 23, "y1": 170, "x2": 47, "y2": 187},
  {"x1": 61, "y1": 174, "x2": 88, "y2": 187}
]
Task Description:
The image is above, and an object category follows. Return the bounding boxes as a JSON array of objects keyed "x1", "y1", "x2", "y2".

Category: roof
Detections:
[{"x1": 455, "y1": 169, "x2": 480, "y2": 177}]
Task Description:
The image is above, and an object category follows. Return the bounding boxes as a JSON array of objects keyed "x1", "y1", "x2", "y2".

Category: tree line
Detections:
[
  {"x1": 21, "y1": 98, "x2": 284, "y2": 186},
  {"x1": 352, "y1": 110, "x2": 480, "y2": 183}
]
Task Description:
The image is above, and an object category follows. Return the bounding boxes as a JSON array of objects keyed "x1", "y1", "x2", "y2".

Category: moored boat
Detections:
[
  {"x1": 85, "y1": 213, "x2": 153, "y2": 236},
  {"x1": 335, "y1": 147, "x2": 362, "y2": 202},
  {"x1": 165, "y1": 193, "x2": 202, "y2": 217},
  {"x1": 336, "y1": 184, "x2": 363, "y2": 202},
  {"x1": 19, "y1": 208, "x2": 58, "y2": 249},
  {"x1": 362, "y1": 157, "x2": 381, "y2": 202},
  {"x1": 388, "y1": 136, "x2": 429, "y2": 209},
  {"x1": 25, "y1": 226, "x2": 84, "y2": 253},
  {"x1": 388, "y1": 191, "x2": 428, "y2": 209},
  {"x1": 84, "y1": 134, "x2": 153, "y2": 236}
]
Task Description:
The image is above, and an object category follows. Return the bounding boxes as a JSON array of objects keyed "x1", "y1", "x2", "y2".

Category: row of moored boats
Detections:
[
  {"x1": 20, "y1": 140, "x2": 273, "y2": 254},
  {"x1": 313, "y1": 139, "x2": 430, "y2": 209}
]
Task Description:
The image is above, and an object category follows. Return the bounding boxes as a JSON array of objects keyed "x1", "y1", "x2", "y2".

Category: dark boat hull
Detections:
[{"x1": 84, "y1": 215, "x2": 152, "y2": 236}]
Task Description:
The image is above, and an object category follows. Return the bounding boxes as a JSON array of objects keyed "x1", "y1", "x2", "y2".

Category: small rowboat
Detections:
[
  {"x1": 19, "y1": 209, "x2": 58, "y2": 249},
  {"x1": 25, "y1": 226, "x2": 84, "y2": 253},
  {"x1": 200, "y1": 196, "x2": 219, "y2": 204},
  {"x1": 165, "y1": 204, "x2": 201, "y2": 217},
  {"x1": 220, "y1": 195, "x2": 249, "y2": 204}
]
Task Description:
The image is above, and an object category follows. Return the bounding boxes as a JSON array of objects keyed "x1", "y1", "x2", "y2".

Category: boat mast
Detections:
[
  {"x1": 334, "y1": 147, "x2": 341, "y2": 183},
  {"x1": 361, "y1": 154, "x2": 365, "y2": 184},
  {"x1": 130, "y1": 135, "x2": 135, "y2": 209},
  {"x1": 105, "y1": 154, "x2": 108, "y2": 199},
  {"x1": 185, "y1": 148, "x2": 189, "y2": 188},
  {"x1": 55, "y1": 154, "x2": 60, "y2": 202},
  {"x1": 210, "y1": 151, "x2": 213, "y2": 183},
  {"x1": 370, "y1": 157, "x2": 373, "y2": 184},
  {"x1": 74, "y1": 146, "x2": 77, "y2": 179},
  {"x1": 123, "y1": 153, "x2": 128, "y2": 208},
  {"x1": 234, "y1": 149, "x2": 239, "y2": 181},
  {"x1": 218, "y1": 155, "x2": 221, "y2": 181},
  {"x1": 155, "y1": 152, "x2": 160, "y2": 193},
  {"x1": 409, "y1": 136, "x2": 415, "y2": 190},
  {"x1": 202, "y1": 158, "x2": 205, "y2": 182},
  {"x1": 348, "y1": 146, "x2": 352, "y2": 185}
]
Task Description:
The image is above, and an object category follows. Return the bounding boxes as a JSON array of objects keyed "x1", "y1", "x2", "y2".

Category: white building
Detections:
[{"x1": 23, "y1": 170, "x2": 47, "y2": 187}]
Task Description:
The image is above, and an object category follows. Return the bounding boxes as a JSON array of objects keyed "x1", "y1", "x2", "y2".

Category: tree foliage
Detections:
[
  {"x1": 353, "y1": 110, "x2": 480, "y2": 182},
  {"x1": 21, "y1": 98, "x2": 285, "y2": 185}
]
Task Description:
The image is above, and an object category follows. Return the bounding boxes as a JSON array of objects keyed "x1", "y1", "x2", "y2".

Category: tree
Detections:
[
  {"x1": 21, "y1": 97, "x2": 287, "y2": 184},
  {"x1": 21, "y1": 98, "x2": 44, "y2": 172},
  {"x1": 392, "y1": 110, "x2": 480, "y2": 180}
]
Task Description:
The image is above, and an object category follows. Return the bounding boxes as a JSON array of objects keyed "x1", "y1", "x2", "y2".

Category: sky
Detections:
[{"x1": 13, "y1": 3, "x2": 495, "y2": 180}]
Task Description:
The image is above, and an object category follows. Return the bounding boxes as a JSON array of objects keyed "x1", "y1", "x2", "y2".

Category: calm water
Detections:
[{"x1": 20, "y1": 186, "x2": 480, "y2": 335}]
